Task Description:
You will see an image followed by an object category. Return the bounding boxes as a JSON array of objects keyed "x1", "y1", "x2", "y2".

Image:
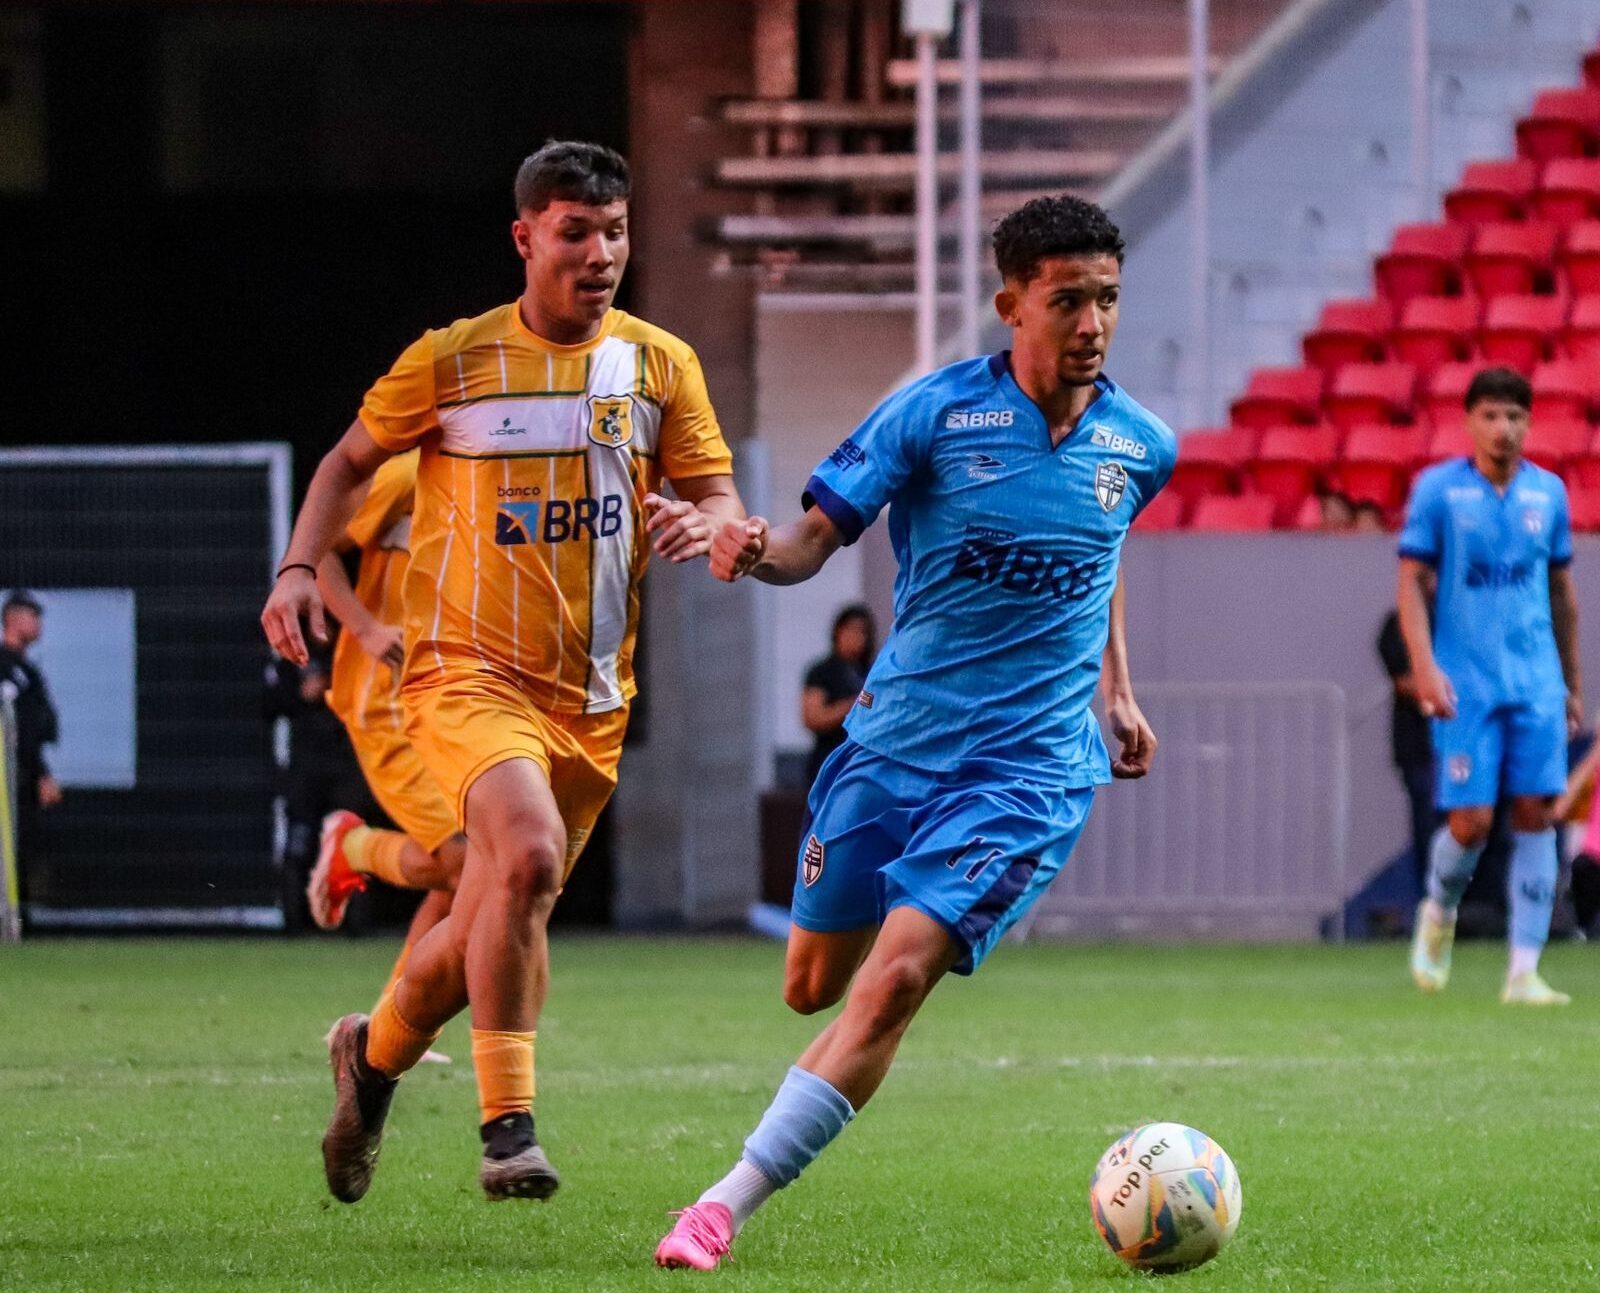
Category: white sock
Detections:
[
  {"x1": 1422, "y1": 897, "x2": 1454, "y2": 923},
  {"x1": 1509, "y1": 946, "x2": 1541, "y2": 979},
  {"x1": 698, "y1": 1157, "x2": 778, "y2": 1234}
]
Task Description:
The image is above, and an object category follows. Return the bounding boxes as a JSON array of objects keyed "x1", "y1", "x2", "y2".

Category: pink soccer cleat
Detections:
[
  {"x1": 307, "y1": 810, "x2": 367, "y2": 930},
  {"x1": 654, "y1": 1202, "x2": 734, "y2": 1270}
]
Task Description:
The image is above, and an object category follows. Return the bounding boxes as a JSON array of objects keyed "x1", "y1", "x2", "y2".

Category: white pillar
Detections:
[
  {"x1": 1188, "y1": 0, "x2": 1212, "y2": 427},
  {"x1": 1409, "y1": 0, "x2": 1433, "y2": 220},
  {"x1": 957, "y1": 0, "x2": 982, "y2": 359},
  {"x1": 915, "y1": 29, "x2": 939, "y2": 374}
]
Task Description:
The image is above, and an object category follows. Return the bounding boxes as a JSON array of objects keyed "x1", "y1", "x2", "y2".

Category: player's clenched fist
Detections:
[
  {"x1": 261, "y1": 568, "x2": 328, "y2": 668},
  {"x1": 710, "y1": 516, "x2": 769, "y2": 583}
]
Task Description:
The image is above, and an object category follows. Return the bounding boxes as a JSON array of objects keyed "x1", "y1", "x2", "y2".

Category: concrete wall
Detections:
[{"x1": 1095, "y1": 0, "x2": 1600, "y2": 431}]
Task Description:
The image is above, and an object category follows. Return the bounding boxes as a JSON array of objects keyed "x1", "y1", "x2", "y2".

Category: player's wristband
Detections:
[{"x1": 275, "y1": 562, "x2": 317, "y2": 580}]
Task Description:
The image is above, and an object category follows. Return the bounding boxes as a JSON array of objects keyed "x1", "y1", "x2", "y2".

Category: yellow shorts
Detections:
[
  {"x1": 402, "y1": 672, "x2": 629, "y2": 875},
  {"x1": 344, "y1": 718, "x2": 461, "y2": 855}
]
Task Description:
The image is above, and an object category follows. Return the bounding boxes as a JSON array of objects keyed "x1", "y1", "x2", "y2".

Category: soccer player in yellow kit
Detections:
[
  {"x1": 307, "y1": 448, "x2": 466, "y2": 1018},
  {"x1": 261, "y1": 141, "x2": 745, "y2": 1204}
]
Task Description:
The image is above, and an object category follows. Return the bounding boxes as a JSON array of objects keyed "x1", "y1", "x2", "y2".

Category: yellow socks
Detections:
[
  {"x1": 471, "y1": 1028, "x2": 536, "y2": 1125},
  {"x1": 343, "y1": 826, "x2": 412, "y2": 888},
  {"x1": 365, "y1": 984, "x2": 442, "y2": 1079}
]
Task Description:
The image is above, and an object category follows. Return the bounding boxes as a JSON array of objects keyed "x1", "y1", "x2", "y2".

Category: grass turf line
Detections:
[{"x1": 3, "y1": 936, "x2": 1600, "y2": 1291}]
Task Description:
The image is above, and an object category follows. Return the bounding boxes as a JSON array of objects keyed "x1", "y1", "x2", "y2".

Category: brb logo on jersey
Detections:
[
  {"x1": 586, "y1": 395, "x2": 634, "y2": 448},
  {"x1": 946, "y1": 408, "x2": 1015, "y2": 429},
  {"x1": 496, "y1": 495, "x2": 626, "y2": 546},
  {"x1": 1089, "y1": 425, "x2": 1147, "y2": 459},
  {"x1": 952, "y1": 523, "x2": 1097, "y2": 601}
]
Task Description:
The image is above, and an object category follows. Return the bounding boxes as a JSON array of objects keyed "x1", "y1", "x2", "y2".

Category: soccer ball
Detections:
[{"x1": 1089, "y1": 1122, "x2": 1242, "y2": 1273}]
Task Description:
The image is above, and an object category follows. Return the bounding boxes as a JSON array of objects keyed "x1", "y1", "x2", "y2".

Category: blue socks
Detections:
[
  {"x1": 741, "y1": 1066, "x2": 856, "y2": 1188},
  {"x1": 1426, "y1": 826, "x2": 1483, "y2": 912},
  {"x1": 1509, "y1": 828, "x2": 1558, "y2": 952}
]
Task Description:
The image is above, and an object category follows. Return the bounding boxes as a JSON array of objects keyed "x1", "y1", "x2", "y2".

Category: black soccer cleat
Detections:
[
  {"x1": 479, "y1": 1111, "x2": 561, "y2": 1202},
  {"x1": 320, "y1": 1013, "x2": 397, "y2": 1203}
]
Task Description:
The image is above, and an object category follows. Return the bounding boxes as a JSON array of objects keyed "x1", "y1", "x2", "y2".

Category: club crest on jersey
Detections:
[
  {"x1": 586, "y1": 395, "x2": 634, "y2": 448},
  {"x1": 1095, "y1": 461, "x2": 1128, "y2": 512},
  {"x1": 1447, "y1": 755, "x2": 1472, "y2": 784},
  {"x1": 802, "y1": 834, "x2": 825, "y2": 887},
  {"x1": 1523, "y1": 508, "x2": 1544, "y2": 535}
]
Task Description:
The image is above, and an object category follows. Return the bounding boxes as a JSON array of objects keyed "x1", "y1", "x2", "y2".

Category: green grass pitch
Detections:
[{"x1": 4, "y1": 935, "x2": 1600, "y2": 1291}]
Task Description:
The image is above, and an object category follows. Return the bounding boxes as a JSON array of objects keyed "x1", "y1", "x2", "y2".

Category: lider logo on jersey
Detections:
[
  {"x1": 829, "y1": 438, "x2": 866, "y2": 470},
  {"x1": 586, "y1": 395, "x2": 634, "y2": 448},
  {"x1": 952, "y1": 523, "x2": 1097, "y2": 601},
  {"x1": 495, "y1": 495, "x2": 627, "y2": 546}
]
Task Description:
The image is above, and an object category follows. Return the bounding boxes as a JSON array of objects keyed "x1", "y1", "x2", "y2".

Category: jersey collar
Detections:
[{"x1": 989, "y1": 351, "x2": 1115, "y2": 449}]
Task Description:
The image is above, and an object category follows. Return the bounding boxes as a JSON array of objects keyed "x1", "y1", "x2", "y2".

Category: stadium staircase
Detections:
[
  {"x1": 709, "y1": 0, "x2": 1289, "y2": 294},
  {"x1": 1147, "y1": 41, "x2": 1600, "y2": 532}
]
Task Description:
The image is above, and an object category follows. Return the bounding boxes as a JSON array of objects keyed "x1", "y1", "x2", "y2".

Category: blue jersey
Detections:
[
  {"x1": 803, "y1": 353, "x2": 1177, "y2": 787},
  {"x1": 1397, "y1": 457, "x2": 1573, "y2": 707}
]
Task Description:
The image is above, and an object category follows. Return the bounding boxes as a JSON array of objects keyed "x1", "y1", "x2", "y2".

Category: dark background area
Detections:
[{"x1": 0, "y1": 3, "x2": 634, "y2": 926}]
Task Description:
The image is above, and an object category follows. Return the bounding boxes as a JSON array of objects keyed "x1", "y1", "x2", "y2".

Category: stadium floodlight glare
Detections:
[{"x1": 901, "y1": 0, "x2": 954, "y2": 38}]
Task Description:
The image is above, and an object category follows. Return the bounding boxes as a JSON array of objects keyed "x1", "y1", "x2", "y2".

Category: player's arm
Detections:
[
  {"x1": 261, "y1": 419, "x2": 393, "y2": 666},
  {"x1": 1101, "y1": 569, "x2": 1156, "y2": 779},
  {"x1": 1550, "y1": 564, "x2": 1584, "y2": 735},
  {"x1": 643, "y1": 474, "x2": 746, "y2": 564},
  {"x1": 709, "y1": 506, "x2": 843, "y2": 586},
  {"x1": 1396, "y1": 557, "x2": 1454, "y2": 720},
  {"x1": 315, "y1": 550, "x2": 403, "y2": 669},
  {"x1": 802, "y1": 687, "x2": 855, "y2": 734}
]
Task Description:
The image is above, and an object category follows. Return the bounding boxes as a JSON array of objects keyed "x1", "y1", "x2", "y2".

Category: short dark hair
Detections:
[
  {"x1": 2, "y1": 590, "x2": 41, "y2": 621},
  {"x1": 992, "y1": 194, "x2": 1125, "y2": 283},
  {"x1": 1465, "y1": 366, "x2": 1532, "y2": 412},
  {"x1": 513, "y1": 140, "x2": 631, "y2": 215}
]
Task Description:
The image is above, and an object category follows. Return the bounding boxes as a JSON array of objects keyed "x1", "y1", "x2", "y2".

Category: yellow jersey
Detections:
[
  {"x1": 327, "y1": 450, "x2": 418, "y2": 734},
  {"x1": 358, "y1": 303, "x2": 733, "y2": 714}
]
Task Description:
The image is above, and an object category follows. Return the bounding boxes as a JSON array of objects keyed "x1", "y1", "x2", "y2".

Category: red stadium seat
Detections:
[
  {"x1": 1289, "y1": 494, "x2": 1324, "y2": 530},
  {"x1": 1515, "y1": 88, "x2": 1600, "y2": 162},
  {"x1": 1522, "y1": 415, "x2": 1592, "y2": 474},
  {"x1": 1375, "y1": 223, "x2": 1470, "y2": 304},
  {"x1": 1558, "y1": 221, "x2": 1600, "y2": 293},
  {"x1": 1533, "y1": 359, "x2": 1598, "y2": 422},
  {"x1": 1188, "y1": 493, "x2": 1278, "y2": 531},
  {"x1": 1478, "y1": 294, "x2": 1568, "y2": 372},
  {"x1": 1229, "y1": 366, "x2": 1323, "y2": 429},
  {"x1": 1337, "y1": 426, "x2": 1430, "y2": 512},
  {"x1": 1587, "y1": 47, "x2": 1600, "y2": 91},
  {"x1": 1243, "y1": 426, "x2": 1341, "y2": 524},
  {"x1": 1302, "y1": 298, "x2": 1392, "y2": 371},
  {"x1": 1445, "y1": 159, "x2": 1540, "y2": 224},
  {"x1": 1567, "y1": 486, "x2": 1600, "y2": 531},
  {"x1": 1323, "y1": 362, "x2": 1417, "y2": 428},
  {"x1": 1390, "y1": 295, "x2": 1480, "y2": 369},
  {"x1": 1561, "y1": 294, "x2": 1600, "y2": 362},
  {"x1": 1427, "y1": 421, "x2": 1472, "y2": 461},
  {"x1": 1418, "y1": 362, "x2": 1479, "y2": 426},
  {"x1": 1463, "y1": 222, "x2": 1560, "y2": 297},
  {"x1": 1568, "y1": 429, "x2": 1600, "y2": 490},
  {"x1": 1165, "y1": 427, "x2": 1253, "y2": 506},
  {"x1": 1132, "y1": 489, "x2": 1186, "y2": 531},
  {"x1": 1534, "y1": 158, "x2": 1600, "y2": 224}
]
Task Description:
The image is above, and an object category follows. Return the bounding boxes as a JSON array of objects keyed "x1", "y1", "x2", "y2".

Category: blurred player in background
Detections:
[
  {"x1": 656, "y1": 195, "x2": 1174, "y2": 1270},
  {"x1": 1402, "y1": 367, "x2": 1582, "y2": 1006},
  {"x1": 261, "y1": 140, "x2": 746, "y2": 1205},
  {"x1": 311, "y1": 448, "x2": 466, "y2": 1058},
  {"x1": 801, "y1": 603, "x2": 876, "y2": 786},
  {"x1": 0, "y1": 590, "x2": 61, "y2": 899}
]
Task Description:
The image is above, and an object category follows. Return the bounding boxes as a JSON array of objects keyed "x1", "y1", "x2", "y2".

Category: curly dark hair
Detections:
[
  {"x1": 514, "y1": 140, "x2": 631, "y2": 214},
  {"x1": 1464, "y1": 366, "x2": 1532, "y2": 412},
  {"x1": 992, "y1": 195, "x2": 1125, "y2": 283}
]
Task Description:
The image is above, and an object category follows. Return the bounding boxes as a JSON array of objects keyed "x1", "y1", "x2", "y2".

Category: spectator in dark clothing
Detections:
[
  {"x1": 263, "y1": 650, "x2": 379, "y2": 928},
  {"x1": 1378, "y1": 609, "x2": 1436, "y2": 891},
  {"x1": 802, "y1": 604, "x2": 877, "y2": 785},
  {"x1": 0, "y1": 591, "x2": 61, "y2": 894}
]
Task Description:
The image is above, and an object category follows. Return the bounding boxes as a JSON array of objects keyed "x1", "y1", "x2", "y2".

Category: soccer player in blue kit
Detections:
[
  {"x1": 654, "y1": 195, "x2": 1177, "y2": 1270},
  {"x1": 1402, "y1": 367, "x2": 1583, "y2": 1006}
]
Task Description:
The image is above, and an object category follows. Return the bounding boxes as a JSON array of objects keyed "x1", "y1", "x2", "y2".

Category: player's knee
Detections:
[
  {"x1": 851, "y1": 956, "x2": 935, "y2": 1038},
  {"x1": 1510, "y1": 799, "x2": 1553, "y2": 832},
  {"x1": 487, "y1": 825, "x2": 565, "y2": 911},
  {"x1": 783, "y1": 965, "x2": 845, "y2": 1016},
  {"x1": 1448, "y1": 809, "x2": 1493, "y2": 849}
]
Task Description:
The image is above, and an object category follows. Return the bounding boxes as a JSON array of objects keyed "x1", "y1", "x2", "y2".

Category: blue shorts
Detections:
[
  {"x1": 1432, "y1": 694, "x2": 1566, "y2": 809},
  {"x1": 791, "y1": 739, "x2": 1095, "y2": 975}
]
